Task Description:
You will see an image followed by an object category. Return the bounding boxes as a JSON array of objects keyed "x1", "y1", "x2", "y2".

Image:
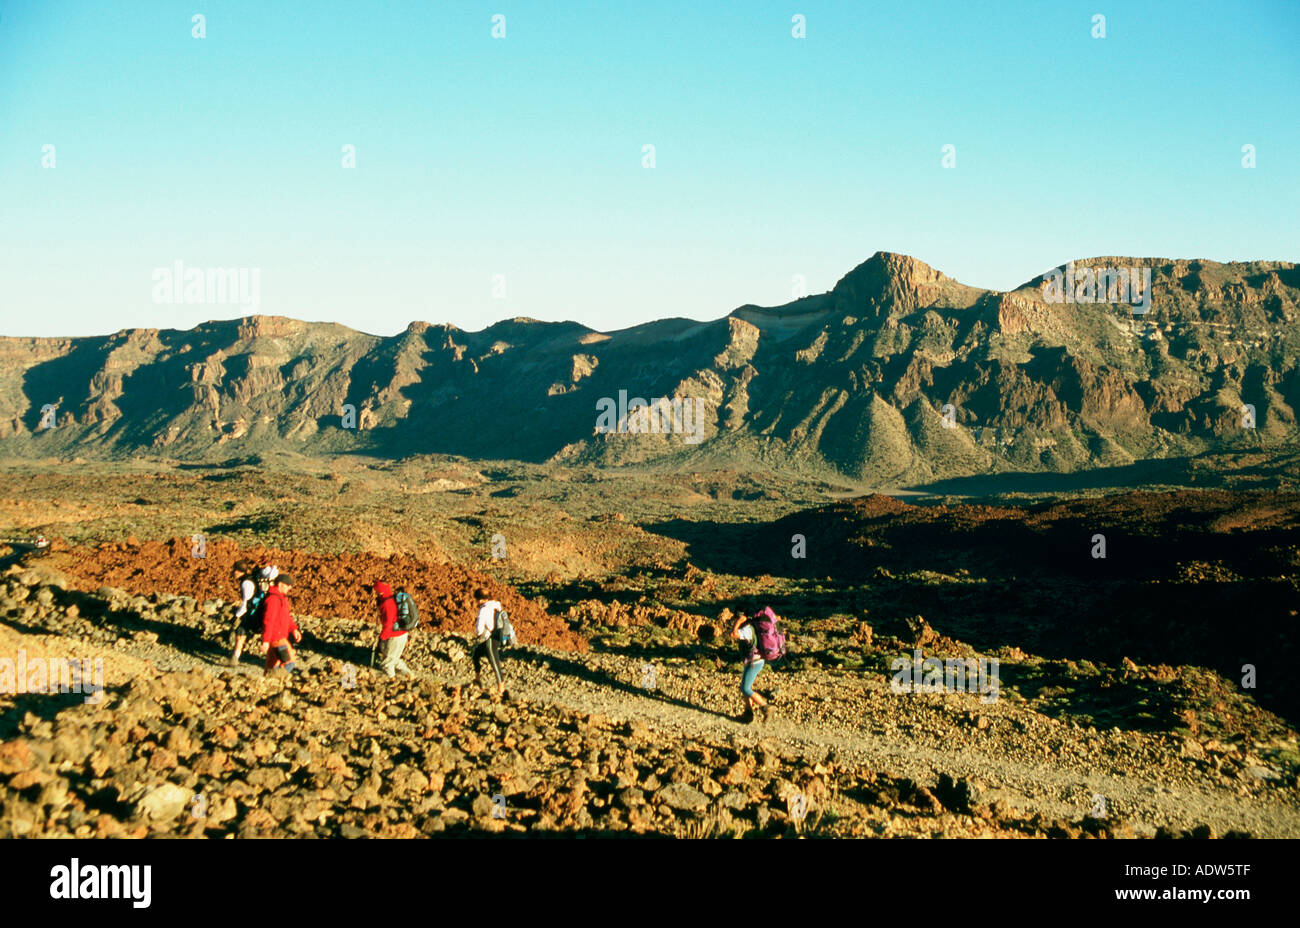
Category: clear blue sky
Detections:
[{"x1": 1, "y1": 0, "x2": 1296, "y2": 338}]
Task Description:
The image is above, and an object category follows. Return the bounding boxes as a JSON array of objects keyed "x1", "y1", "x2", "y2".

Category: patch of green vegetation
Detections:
[
  {"x1": 867, "y1": 652, "x2": 907, "y2": 675},
  {"x1": 1261, "y1": 745, "x2": 1300, "y2": 779},
  {"x1": 825, "y1": 650, "x2": 865, "y2": 670}
]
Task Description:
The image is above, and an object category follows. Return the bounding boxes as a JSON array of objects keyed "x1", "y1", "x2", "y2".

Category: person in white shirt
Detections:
[
  {"x1": 733, "y1": 610, "x2": 770, "y2": 723},
  {"x1": 472, "y1": 590, "x2": 507, "y2": 698},
  {"x1": 228, "y1": 559, "x2": 258, "y2": 665}
]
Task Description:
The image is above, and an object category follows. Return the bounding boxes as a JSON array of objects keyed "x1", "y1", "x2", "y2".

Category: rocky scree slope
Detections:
[{"x1": 2, "y1": 561, "x2": 1295, "y2": 838}]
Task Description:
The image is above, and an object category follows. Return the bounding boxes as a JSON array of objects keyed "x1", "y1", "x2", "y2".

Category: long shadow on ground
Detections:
[{"x1": 510, "y1": 649, "x2": 736, "y2": 722}]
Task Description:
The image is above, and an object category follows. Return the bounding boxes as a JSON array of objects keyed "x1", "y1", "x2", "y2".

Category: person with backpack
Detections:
[
  {"x1": 228, "y1": 559, "x2": 259, "y2": 666},
  {"x1": 259, "y1": 573, "x2": 302, "y2": 674},
  {"x1": 243, "y1": 564, "x2": 278, "y2": 653},
  {"x1": 471, "y1": 588, "x2": 513, "y2": 699},
  {"x1": 231, "y1": 561, "x2": 276, "y2": 666},
  {"x1": 732, "y1": 606, "x2": 786, "y2": 723},
  {"x1": 372, "y1": 580, "x2": 415, "y2": 679}
]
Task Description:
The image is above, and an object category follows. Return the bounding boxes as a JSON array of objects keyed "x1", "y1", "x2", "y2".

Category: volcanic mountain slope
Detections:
[{"x1": 2, "y1": 253, "x2": 1298, "y2": 481}]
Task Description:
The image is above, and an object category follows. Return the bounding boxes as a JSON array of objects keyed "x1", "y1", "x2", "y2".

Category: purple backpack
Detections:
[{"x1": 752, "y1": 607, "x2": 787, "y2": 661}]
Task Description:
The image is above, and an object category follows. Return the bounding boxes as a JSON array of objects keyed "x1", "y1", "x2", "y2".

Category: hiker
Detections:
[
  {"x1": 733, "y1": 606, "x2": 785, "y2": 723},
  {"x1": 259, "y1": 573, "x2": 302, "y2": 674},
  {"x1": 228, "y1": 559, "x2": 267, "y2": 666},
  {"x1": 472, "y1": 589, "x2": 511, "y2": 699},
  {"x1": 372, "y1": 581, "x2": 414, "y2": 678},
  {"x1": 228, "y1": 559, "x2": 256, "y2": 664}
]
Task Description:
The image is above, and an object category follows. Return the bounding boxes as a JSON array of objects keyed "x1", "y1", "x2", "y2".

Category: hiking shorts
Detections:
[
  {"x1": 741, "y1": 659, "x2": 765, "y2": 696},
  {"x1": 266, "y1": 641, "x2": 294, "y2": 670}
]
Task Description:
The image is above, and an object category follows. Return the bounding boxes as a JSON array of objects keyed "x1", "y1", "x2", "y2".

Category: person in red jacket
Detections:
[
  {"x1": 373, "y1": 581, "x2": 413, "y2": 678},
  {"x1": 259, "y1": 575, "x2": 302, "y2": 673}
]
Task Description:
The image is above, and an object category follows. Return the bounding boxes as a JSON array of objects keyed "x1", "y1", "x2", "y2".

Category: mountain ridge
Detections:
[{"x1": 2, "y1": 252, "x2": 1297, "y2": 482}]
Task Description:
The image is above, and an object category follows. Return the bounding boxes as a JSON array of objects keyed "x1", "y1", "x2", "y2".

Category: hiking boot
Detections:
[{"x1": 737, "y1": 706, "x2": 755, "y2": 724}]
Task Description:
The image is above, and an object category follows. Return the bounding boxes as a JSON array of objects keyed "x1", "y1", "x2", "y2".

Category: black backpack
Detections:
[
  {"x1": 244, "y1": 583, "x2": 269, "y2": 628},
  {"x1": 393, "y1": 590, "x2": 419, "y2": 632},
  {"x1": 246, "y1": 574, "x2": 270, "y2": 610}
]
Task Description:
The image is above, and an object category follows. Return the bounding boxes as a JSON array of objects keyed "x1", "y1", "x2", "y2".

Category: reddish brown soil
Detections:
[{"x1": 45, "y1": 537, "x2": 587, "y2": 652}]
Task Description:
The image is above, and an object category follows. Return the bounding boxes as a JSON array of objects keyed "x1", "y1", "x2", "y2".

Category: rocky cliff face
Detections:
[{"x1": 1, "y1": 252, "x2": 1297, "y2": 482}]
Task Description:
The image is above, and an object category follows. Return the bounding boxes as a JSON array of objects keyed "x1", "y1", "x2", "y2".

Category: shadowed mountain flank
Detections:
[{"x1": 2, "y1": 252, "x2": 1298, "y2": 480}]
